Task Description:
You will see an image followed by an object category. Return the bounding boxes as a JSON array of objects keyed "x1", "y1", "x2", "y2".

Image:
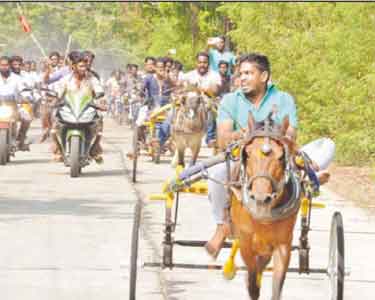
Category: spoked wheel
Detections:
[
  {"x1": 151, "y1": 138, "x2": 161, "y2": 164},
  {"x1": 327, "y1": 212, "x2": 345, "y2": 300},
  {"x1": 129, "y1": 200, "x2": 142, "y2": 300},
  {"x1": 163, "y1": 205, "x2": 173, "y2": 268},
  {"x1": 132, "y1": 126, "x2": 138, "y2": 183},
  {"x1": 162, "y1": 192, "x2": 179, "y2": 269},
  {"x1": 150, "y1": 126, "x2": 161, "y2": 164},
  {"x1": 154, "y1": 142, "x2": 161, "y2": 164}
]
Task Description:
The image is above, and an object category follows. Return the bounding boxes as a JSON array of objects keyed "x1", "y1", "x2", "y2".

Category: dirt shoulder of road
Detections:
[{"x1": 326, "y1": 164, "x2": 375, "y2": 206}]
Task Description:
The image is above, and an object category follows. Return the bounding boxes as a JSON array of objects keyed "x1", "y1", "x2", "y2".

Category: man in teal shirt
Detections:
[
  {"x1": 207, "y1": 36, "x2": 236, "y2": 75},
  {"x1": 217, "y1": 53, "x2": 297, "y2": 146},
  {"x1": 205, "y1": 53, "x2": 334, "y2": 259},
  {"x1": 217, "y1": 84, "x2": 297, "y2": 135},
  {"x1": 205, "y1": 53, "x2": 298, "y2": 258}
]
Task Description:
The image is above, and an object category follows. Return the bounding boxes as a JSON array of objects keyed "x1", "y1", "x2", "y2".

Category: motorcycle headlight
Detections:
[{"x1": 0, "y1": 106, "x2": 13, "y2": 119}]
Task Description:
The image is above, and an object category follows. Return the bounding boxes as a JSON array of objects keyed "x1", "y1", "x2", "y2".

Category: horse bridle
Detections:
[{"x1": 240, "y1": 129, "x2": 293, "y2": 204}]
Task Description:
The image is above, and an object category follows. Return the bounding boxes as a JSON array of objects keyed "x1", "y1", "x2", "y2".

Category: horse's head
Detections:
[
  {"x1": 240, "y1": 112, "x2": 297, "y2": 220},
  {"x1": 182, "y1": 91, "x2": 203, "y2": 117}
]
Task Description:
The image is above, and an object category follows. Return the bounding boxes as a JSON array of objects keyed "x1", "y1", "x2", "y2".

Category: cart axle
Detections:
[
  {"x1": 174, "y1": 240, "x2": 232, "y2": 248},
  {"x1": 143, "y1": 262, "x2": 328, "y2": 274}
]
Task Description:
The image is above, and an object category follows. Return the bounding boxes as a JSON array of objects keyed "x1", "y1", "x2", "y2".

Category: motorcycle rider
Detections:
[
  {"x1": 49, "y1": 51, "x2": 61, "y2": 72},
  {"x1": 0, "y1": 56, "x2": 30, "y2": 150},
  {"x1": 51, "y1": 52, "x2": 106, "y2": 163},
  {"x1": 9, "y1": 55, "x2": 34, "y2": 150},
  {"x1": 38, "y1": 51, "x2": 81, "y2": 143},
  {"x1": 82, "y1": 50, "x2": 100, "y2": 80}
]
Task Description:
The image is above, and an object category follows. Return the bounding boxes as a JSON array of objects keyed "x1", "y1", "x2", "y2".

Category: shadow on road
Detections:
[
  {"x1": 83, "y1": 169, "x2": 126, "y2": 178},
  {"x1": 0, "y1": 198, "x2": 136, "y2": 219},
  {"x1": 10, "y1": 158, "x2": 52, "y2": 165},
  {"x1": 163, "y1": 280, "x2": 197, "y2": 300}
]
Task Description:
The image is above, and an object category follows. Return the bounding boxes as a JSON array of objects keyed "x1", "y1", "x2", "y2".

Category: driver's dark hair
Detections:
[
  {"x1": 144, "y1": 56, "x2": 155, "y2": 63},
  {"x1": 49, "y1": 51, "x2": 60, "y2": 59},
  {"x1": 10, "y1": 55, "x2": 23, "y2": 63},
  {"x1": 239, "y1": 53, "x2": 271, "y2": 77},
  {"x1": 68, "y1": 50, "x2": 81, "y2": 63},
  {"x1": 196, "y1": 51, "x2": 209, "y2": 60},
  {"x1": 0, "y1": 56, "x2": 10, "y2": 63}
]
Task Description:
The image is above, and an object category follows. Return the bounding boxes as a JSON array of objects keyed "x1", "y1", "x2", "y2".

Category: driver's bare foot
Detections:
[
  {"x1": 204, "y1": 223, "x2": 230, "y2": 260},
  {"x1": 318, "y1": 170, "x2": 330, "y2": 185}
]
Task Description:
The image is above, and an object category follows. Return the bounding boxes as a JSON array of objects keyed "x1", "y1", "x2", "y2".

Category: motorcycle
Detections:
[
  {"x1": 54, "y1": 91, "x2": 104, "y2": 178},
  {"x1": 0, "y1": 95, "x2": 17, "y2": 165}
]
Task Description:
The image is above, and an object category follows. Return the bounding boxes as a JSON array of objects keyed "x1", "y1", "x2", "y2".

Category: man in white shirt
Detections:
[
  {"x1": 0, "y1": 57, "x2": 25, "y2": 97},
  {"x1": 183, "y1": 52, "x2": 222, "y2": 147},
  {"x1": 52, "y1": 52, "x2": 106, "y2": 162},
  {"x1": 0, "y1": 56, "x2": 31, "y2": 150}
]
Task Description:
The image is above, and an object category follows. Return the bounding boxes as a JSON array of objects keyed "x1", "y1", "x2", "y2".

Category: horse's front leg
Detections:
[
  {"x1": 247, "y1": 255, "x2": 271, "y2": 300},
  {"x1": 178, "y1": 148, "x2": 185, "y2": 167},
  {"x1": 271, "y1": 244, "x2": 292, "y2": 300},
  {"x1": 240, "y1": 239, "x2": 271, "y2": 300},
  {"x1": 189, "y1": 141, "x2": 201, "y2": 167}
]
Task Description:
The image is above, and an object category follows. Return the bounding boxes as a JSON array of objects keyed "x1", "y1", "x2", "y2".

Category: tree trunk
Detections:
[{"x1": 190, "y1": 3, "x2": 199, "y2": 49}]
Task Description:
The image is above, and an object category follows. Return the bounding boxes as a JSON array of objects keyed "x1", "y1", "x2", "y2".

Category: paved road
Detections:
[
  {"x1": 119, "y1": 121, "x2": 375, "y2": 300},
  {"x1": 0, "y1": 120, "x2": 163, "y2": 300},
  {"x1": 0, "y1": 119, "x2": 374, "y2": 300}
]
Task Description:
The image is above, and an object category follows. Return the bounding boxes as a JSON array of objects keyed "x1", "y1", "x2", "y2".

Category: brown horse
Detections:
[
  {"x1": 230, "y1": 113, "x2": 300, "y2": 300},
  {"x1": 171, "y1": 91, "x2": 206, "y2": 167}
]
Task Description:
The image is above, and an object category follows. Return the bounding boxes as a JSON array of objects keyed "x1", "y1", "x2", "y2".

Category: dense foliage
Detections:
[{"x1": 0, "y1": 2, "x2": 373, "y2": 165}]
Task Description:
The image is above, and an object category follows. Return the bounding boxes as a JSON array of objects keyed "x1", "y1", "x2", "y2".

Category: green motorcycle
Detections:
[{"x1": 55, "y1": 90, "x2": 103, "y2": 177}]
